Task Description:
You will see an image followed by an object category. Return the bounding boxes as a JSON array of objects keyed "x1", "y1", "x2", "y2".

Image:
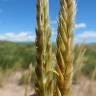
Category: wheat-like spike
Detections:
[
  {"x1": 56, "y1": 0, "x2": 76, "y2": 96},
  {"x1": 35, "y1": 0, "x2": 53, "y2": 96}
]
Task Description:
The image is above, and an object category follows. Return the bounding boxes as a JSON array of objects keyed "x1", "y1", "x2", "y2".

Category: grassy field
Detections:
[
  {"x1": 0, "y1": 41, "x2": 96, "y2": 96},
  {"x1": 0, "y1": 41, "x2": 96, "y2": 78},
  {"x1": 0, "y1": 41, "x2": 36, "y2": 70}
]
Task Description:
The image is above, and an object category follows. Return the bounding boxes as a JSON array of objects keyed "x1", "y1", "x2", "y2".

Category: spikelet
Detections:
[
  {"x1": 35, "y1": 0, "x2": 53, "y2": 96},
  {"x1": 56, "y1": 0, "x2": 76, "y2": 96}
]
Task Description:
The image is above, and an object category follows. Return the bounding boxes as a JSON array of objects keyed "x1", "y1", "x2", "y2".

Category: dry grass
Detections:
[
  {"x1": 35, "y1": 0, "x2": 53, "y2": 96},
  {"x1": 55, "y1": 0, "x2": 76, "y2": 96},
  {"x1": 73, "y1": 44, "x2": 86, "y2": 83},
  {"x1": 0, "y1": 69, "x2": 14, "y2": 87}
]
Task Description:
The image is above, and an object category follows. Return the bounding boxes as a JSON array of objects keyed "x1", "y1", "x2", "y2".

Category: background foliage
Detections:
[{"x1": 0, "y1": 41, "x2": 96, "y2": 78}]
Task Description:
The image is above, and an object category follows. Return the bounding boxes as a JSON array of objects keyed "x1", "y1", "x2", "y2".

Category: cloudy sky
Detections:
[{"x1": 0, "y1": 0, "x2": 96, "y2": 43}]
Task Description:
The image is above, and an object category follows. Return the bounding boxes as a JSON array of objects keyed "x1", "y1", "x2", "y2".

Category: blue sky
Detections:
[{"x1": 0, "y1": 0, "x2": 96, "y2": 43}]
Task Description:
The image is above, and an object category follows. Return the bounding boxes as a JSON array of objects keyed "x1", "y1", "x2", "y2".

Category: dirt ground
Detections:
[
  {"x1": 0, "y1": 72, "x2": 96, "y2": 96},
  {"x1": 73, "y1": 76, "x2": 96, "y2": 96}
]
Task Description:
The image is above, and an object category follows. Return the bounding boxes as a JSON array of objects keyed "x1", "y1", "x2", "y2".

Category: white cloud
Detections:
[
  {"x1": 77, "y1": 31, "x2": 96, "y2": 39},
  {"x1": 0, "y1": 32, "x2": 36, "y2": 42},
  {"x1": 75, "y1": 31, "x2": 96, "y2": 43},
  {"x1": 75, "y1": 23, "x2": 87, "y2": 29}
]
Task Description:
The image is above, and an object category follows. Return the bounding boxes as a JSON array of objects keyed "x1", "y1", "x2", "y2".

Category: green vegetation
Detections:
[
  {"x1": 0, "y1": 41, "x2": 96, "y2": 79},
  {"x1": 0, "y1": 41, "x2": 36, "y2": 70},
  {"x1": 82, "y1": 44, "x2": 96, "y2": 78}
]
